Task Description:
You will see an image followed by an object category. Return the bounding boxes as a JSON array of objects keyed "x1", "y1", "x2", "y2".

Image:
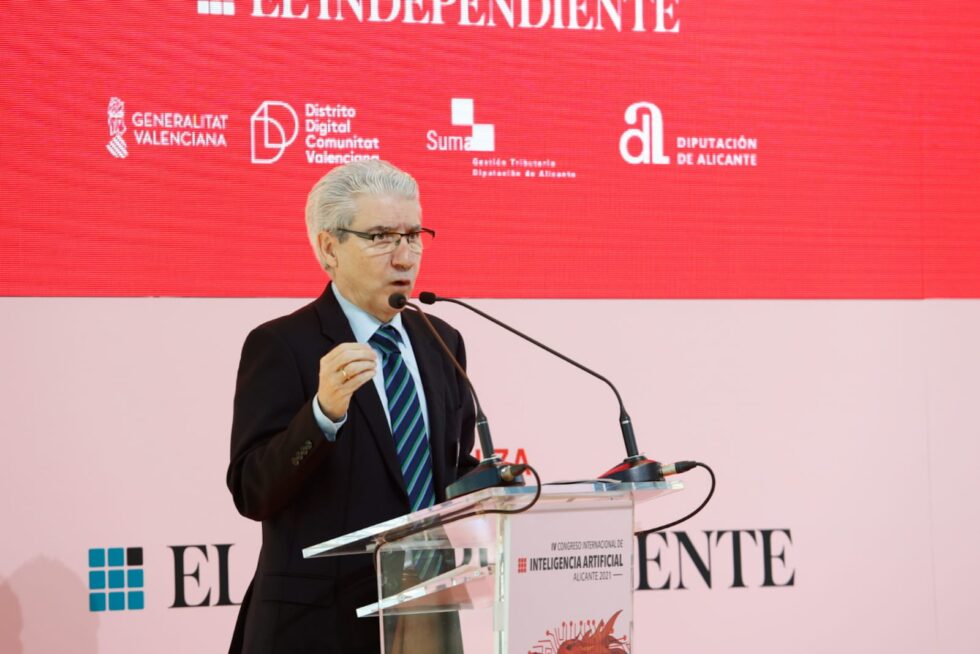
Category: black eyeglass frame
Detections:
[{"x1": 334, "y1": 227, "x2": 436, "y2": 249}]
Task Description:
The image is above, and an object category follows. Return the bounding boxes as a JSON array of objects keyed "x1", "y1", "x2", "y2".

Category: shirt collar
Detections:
[{"x1": 331, "y1": 283, "x2": 408, "y2": 345}]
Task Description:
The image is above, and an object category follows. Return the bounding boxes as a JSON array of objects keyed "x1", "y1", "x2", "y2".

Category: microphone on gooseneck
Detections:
[
  {"x1": 388, "y1": 292, "x2": 493, "y2": 456},
  {"x1": 417, "y1": 291, "x2": 665, "y2": 483},
  {"x1": 388, "y1": 293, "x2": 526, "y2": 498}
]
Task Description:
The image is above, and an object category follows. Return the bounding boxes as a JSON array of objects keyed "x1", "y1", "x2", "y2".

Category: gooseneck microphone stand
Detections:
[
  {"x1": 388, "y1": 293, "x2": 527, "y2": 499},
  {"x1": 418, "y1": 292, "x2": 665, "y2": 483}
]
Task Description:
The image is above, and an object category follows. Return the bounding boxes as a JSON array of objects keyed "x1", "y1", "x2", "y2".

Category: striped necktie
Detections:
[{"x1": 370, "y1": 325, "x2": 436, "y2": 512}]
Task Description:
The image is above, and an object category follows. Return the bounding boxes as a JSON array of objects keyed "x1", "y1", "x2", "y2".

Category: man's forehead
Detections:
[
  {"x1": 350, "y1": 194, "x2": 421, "y2": 230},
  {"x1": 352, "y1": 216, "x2": 422, "y2": 230}
]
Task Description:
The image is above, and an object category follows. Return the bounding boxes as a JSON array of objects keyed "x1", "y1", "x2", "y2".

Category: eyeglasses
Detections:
[{"x1": 335, "y1": 227, "x2": 436, "y2": 253}]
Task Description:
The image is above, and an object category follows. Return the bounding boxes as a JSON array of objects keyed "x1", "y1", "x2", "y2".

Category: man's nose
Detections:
[{"x1": 390, "y1": 239, "x2": 418, "y2": 268}]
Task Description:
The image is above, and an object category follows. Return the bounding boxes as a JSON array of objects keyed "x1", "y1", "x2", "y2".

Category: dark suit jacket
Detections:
[{"x1": 227, "y1": 284, "x2": 477, "y2": 654}]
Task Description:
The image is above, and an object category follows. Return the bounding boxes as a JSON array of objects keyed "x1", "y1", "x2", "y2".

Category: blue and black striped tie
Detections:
[{"x1": 371, "y1": 325, "x2": 436, "y2": 513}]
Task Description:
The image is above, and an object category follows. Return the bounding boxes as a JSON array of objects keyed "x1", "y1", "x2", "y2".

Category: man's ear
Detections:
[{"x1": 317, "y1": 230, "x2": 338, "y2": 269}]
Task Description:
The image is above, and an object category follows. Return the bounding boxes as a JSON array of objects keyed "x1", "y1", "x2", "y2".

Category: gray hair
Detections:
[{"x1": 305, "y1": 159, "x2": 420, "y2": 270}]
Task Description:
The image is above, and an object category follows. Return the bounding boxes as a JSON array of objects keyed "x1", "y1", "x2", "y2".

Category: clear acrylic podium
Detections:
[{"x1": 304, "y1": 481, "x2": 681, "y2": 654}]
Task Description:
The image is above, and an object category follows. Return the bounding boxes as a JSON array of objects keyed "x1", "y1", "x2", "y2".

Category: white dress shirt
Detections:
[{"x1": 312, "y1": 284, "x2": 431, "y2": 441}]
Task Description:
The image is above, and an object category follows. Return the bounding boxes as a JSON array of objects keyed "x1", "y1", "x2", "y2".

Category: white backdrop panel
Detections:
[{"x1": 2, "y1": 298, "x2": 978, "y2": 653}]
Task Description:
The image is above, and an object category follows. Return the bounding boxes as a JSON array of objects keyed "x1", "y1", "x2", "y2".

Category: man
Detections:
[{"x1": 227, "y1": 160, "x2": 477, "y2": 653}]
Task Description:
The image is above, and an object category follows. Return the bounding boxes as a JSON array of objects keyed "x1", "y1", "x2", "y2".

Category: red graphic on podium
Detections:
[{"x1": 529, "y1": 609, "x2": 629, "y2": 653}]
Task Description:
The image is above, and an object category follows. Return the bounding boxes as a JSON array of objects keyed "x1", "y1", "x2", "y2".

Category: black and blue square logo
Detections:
[{"x1": 88, "y1": 547, "x2": 144, "y2": 611}]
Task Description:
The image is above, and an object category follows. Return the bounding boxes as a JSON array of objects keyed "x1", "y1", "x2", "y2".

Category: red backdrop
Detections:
[{"x1": 2, "y1": 1, "x2": 978, "y2": 298}]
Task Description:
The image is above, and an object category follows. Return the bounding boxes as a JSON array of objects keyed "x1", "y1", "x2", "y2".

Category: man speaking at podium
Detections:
[{"x1": 227, "y1": 160, "x2": 476, "y2": 653}]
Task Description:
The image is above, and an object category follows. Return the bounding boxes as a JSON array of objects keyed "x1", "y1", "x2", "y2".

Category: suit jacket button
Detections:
[{"x1": 291, "y1": 456, "x2": 299, "y2": 466}]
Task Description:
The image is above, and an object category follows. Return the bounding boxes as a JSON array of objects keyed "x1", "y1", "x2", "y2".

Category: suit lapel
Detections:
[{"x1": 314, "y1": 285, "x2": 408, "y2": 502}]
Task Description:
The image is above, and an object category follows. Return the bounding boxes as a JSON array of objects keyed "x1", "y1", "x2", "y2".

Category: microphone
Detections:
[
  {"x1": 418, "y1": 291, "x2": 665, "y2": 483},
  {"x1": 388, "y1": 293, "x2": 526, "y2": 498}
]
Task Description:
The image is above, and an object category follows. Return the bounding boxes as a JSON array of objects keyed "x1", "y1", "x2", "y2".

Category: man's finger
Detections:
[
  {"x1": 324, "y1": 343, "x2": 377, "y2": 367},
  {"x1": 339, "y1": 359, "x2": 377, "y2": 383}
]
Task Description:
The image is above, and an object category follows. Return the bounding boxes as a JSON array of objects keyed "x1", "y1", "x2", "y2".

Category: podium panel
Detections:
[{"x1": 304, "y1": 482, "x2": 681, "y2": 654}]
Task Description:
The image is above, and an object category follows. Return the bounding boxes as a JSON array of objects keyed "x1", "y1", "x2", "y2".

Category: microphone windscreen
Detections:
[
  {"x1": 419, "y1": 292, "x2": 437, "y2": 305},
  {"x1": 388, "y1": 293, "x2": 408, "y2": 309}
]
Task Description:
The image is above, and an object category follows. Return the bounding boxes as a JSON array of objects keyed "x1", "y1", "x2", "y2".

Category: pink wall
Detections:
[{"x1": 3, "y1": 298, "x2": 978, "y2": 652}]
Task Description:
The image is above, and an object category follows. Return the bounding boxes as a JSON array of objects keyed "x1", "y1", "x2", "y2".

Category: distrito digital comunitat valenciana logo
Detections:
[{"x1": 250, "y1": 100, "x2": 299, "y2": 164}]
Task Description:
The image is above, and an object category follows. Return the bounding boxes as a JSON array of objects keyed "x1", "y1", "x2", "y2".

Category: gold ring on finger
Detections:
[{"x1": 342, "y1": 366, "x2": 350, "y2": 382}]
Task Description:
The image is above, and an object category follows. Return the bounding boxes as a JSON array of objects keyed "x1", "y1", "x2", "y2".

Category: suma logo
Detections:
[{"x1": 426, "y1": 98, "x2": 495, "y2": 152}]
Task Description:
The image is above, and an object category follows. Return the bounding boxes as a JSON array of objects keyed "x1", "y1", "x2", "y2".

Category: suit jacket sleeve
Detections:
[{"x1": 227, "y1": 323, "x2": 333, "y2": 521}]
